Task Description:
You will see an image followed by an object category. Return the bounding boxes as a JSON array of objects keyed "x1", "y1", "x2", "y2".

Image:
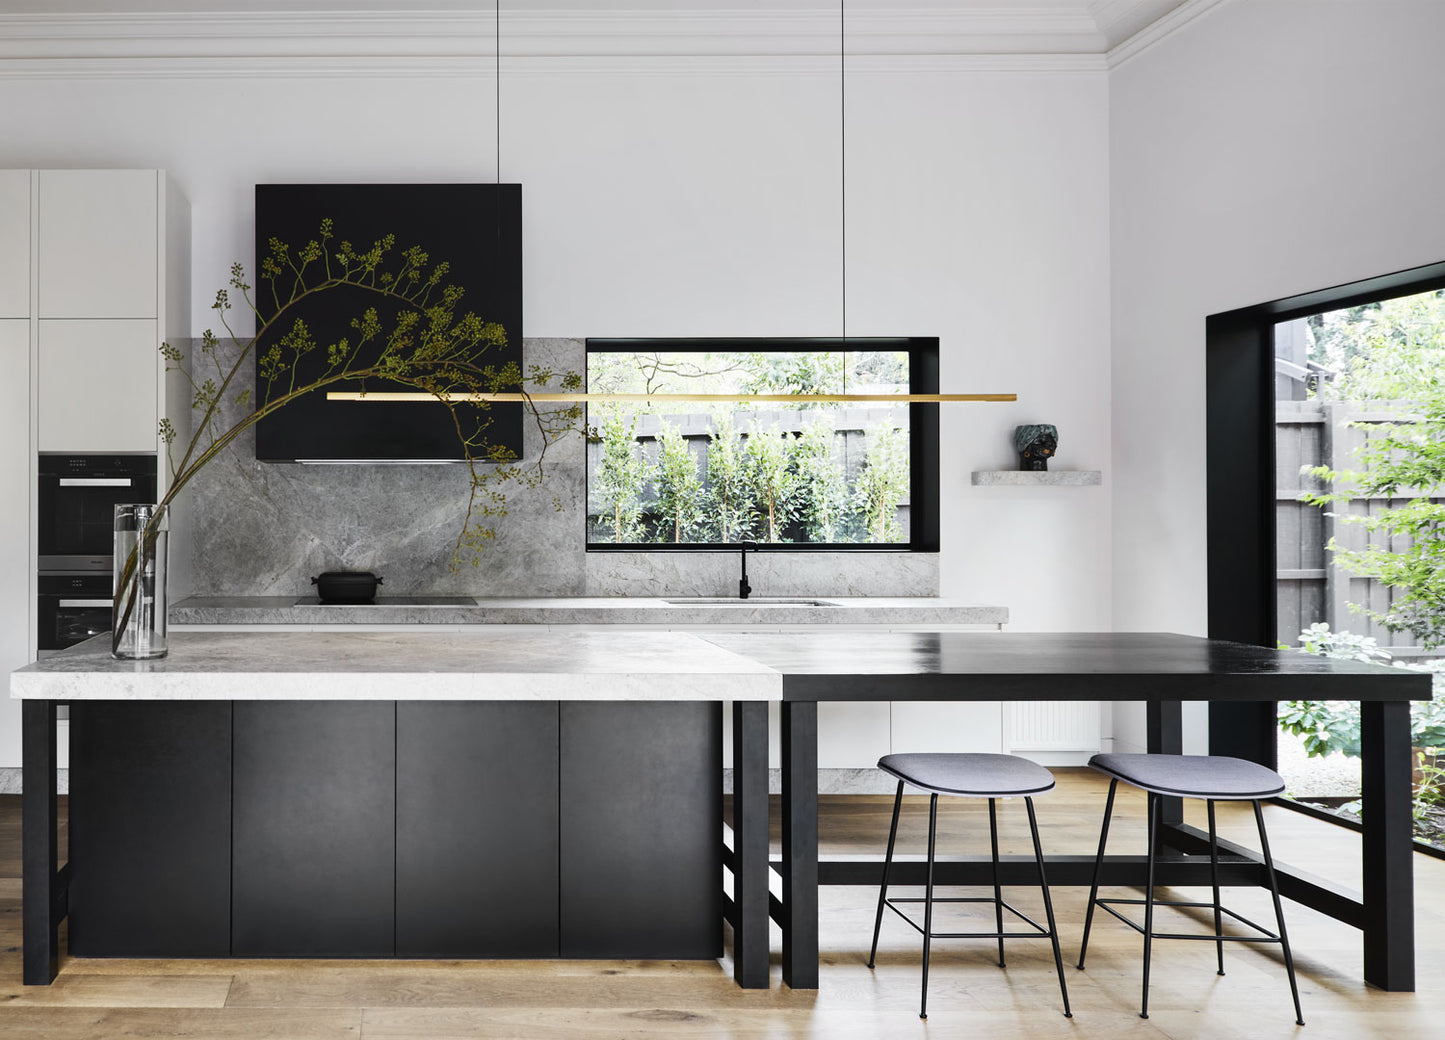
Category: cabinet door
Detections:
[
  {"x1": 560, "y1": 702, "x2": 722, "y2": 959},
  {"x1": 232, "y1": 701, "x2": 396, "y2": 957},
  {"x1": 68, "y1": 701, "x2": 232, "y2": 957},
  {"x1": 0, "y1": 171, "x2": 29, "y2": 318},
  {"x1": 38, "y1": 169, "x2": 157, "y2": 318},
  {"x1": 818, "y1": 701, "x2": 891, "y2": 768},
  {"x1": 0, "y1": 321, "x2": 28, "y2": 767},
  {"x1": 38, "y1": 319, "x2": 157, "y2": 452},
  {"x1": 891, "y1": 701, "x2": 1004, "y2": 755},
  {"x1": 396, "y1": 702, "x2": 560, "y2": 957}
]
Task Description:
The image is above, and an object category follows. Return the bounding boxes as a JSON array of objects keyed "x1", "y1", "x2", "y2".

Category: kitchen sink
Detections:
[{"x1": 663, "y1": 598, "x2": 839, "y2": 606}]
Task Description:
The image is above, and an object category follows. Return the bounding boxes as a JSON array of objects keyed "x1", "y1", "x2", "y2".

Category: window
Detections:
[
  {"x1": 585, "y1": 338, "x2": 939, "y2": 551},
  {"x1": 1206, "y1": 259, "x2": 1445, "y2": 854}
]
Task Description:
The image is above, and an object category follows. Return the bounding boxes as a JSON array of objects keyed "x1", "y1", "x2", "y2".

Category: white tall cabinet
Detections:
[
  {"x1": 0, "y1": 169, "x2": 189, "y2": 774},
  {"x1": 0, "y1": 171, "x2": 33, "y2": 773}
]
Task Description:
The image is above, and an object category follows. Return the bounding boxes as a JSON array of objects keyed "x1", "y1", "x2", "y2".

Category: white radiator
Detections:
[{"x1": 1004, "y1": 701, "x2": 1102, "y2": 756}]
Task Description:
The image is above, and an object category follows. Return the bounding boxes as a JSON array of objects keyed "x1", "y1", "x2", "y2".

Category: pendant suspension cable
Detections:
[{"x1": 496, "y1": 0, "x2": 502, "y2": 328}]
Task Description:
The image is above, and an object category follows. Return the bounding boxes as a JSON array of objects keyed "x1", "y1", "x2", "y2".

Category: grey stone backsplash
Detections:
[{"x1": 182, "y1": 337, "x2": 938, "y2": 599}]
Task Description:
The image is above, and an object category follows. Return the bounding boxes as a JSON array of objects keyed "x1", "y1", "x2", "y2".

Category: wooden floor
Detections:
[{"x1": 2, "y1": 770, "x2": 1442, "y2": 1038}]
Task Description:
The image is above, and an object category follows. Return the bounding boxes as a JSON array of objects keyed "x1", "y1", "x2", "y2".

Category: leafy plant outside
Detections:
[
  {"x1": 745, "y1": 424, "x2": 801, "y2": 543},
  {"x1": 653, "y1": 420, "x2": 706, "y2": 542},
  {"x1": 1301, "y1": 290, "x2": 1445, "y2": 649},
  {"x1": 705, "y1": 408, "x2": 755, "y2": 544},
  {"x1": 794, "y1": 418, "x2": 853, "y2": 542},
  {"x1": 855, "y1": 422, "x2": 910, "y2": 543},
  {"x1": 591, "y1": 408, "x2": 649, "y2": 543}
]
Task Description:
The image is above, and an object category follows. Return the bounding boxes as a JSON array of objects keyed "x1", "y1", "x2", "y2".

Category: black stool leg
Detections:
[
  {"x1": 989, "y1": 797, "x2": 1005, "y2": 968},
  {"x1": 868, "y1": 781, "x2": 904, "y2": 969},
  {"x1": 920, "y1": 792, "x2": 938, "y2": 1020},
  {"x1": 1253, "y1": 800, "x2": 1305, "y2": 1026},
  {"x1": 1207, "y1": 799, "x2": 1225, "y2": 976},
  {"x1": 1077, "y1": 777, "x2": 1118, "y2": 970},
  {"x1": 1141, "y1": 791, "x2": 1160, "y2": 1020},
  {"x1": 1025, "y1": 797, "x2": 1072, "y2": 1019}
]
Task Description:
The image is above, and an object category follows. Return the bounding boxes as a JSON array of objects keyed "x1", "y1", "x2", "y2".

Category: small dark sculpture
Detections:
[{"x1": 1013, "y1": 424, "x2": 1058, "y2": 471}]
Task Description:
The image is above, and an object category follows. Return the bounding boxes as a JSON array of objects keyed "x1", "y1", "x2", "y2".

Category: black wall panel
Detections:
[
  {"x1": 232, "y1": 701, "x2": 396, "y2": 956},
  {"x1": 396, "y1": 701, "x2": 560, "y2": 957},
  {"x1": 559, "y1": 701, "x2": 722, "y2": 959},
  {"x1": 68, "y1": 700, "x2": 232, "y2": 957}
]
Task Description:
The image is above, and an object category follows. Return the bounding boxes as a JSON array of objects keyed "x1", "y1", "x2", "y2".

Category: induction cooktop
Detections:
[{"x1": 291, "y1": 596, "x2": 478, "y2": 607}]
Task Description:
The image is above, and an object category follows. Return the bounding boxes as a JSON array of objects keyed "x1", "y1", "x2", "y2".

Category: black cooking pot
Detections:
[{"x1": 312, "y1": 571, "x2": 383, "y2": 604}]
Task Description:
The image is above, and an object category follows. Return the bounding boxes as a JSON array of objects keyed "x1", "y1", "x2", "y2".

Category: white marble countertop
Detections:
[
  {"x1": 170, "y1": 595, "x2": 1008, "y2": 627},
  {"x1": 10, "y1": 630, "x2": 783, "y2": 702}
]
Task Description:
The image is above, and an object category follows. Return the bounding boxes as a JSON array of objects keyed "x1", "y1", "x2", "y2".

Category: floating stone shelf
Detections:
[{"x1": 971, "y1": 470, "x2": 1103, "y2": 486}]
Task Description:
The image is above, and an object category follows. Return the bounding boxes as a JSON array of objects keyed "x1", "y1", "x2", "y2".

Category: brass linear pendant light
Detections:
[
  {"x1": 332, "y1": 0, "x2": 1015, "y2": 408},
  {"x1": 328, "y1": 391, "x2": 1012, "y2": 403}
]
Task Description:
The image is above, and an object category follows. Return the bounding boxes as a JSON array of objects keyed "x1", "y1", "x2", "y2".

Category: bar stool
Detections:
[
  {"x1": 1076, "y1": 753, "x2": 1304, "y2": 1025},
  {"x1": 865, "y1": 752, "x2": 1071, "y2": 1020}
]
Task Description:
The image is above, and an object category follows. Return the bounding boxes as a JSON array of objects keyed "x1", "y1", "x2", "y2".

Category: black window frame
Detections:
[
  {"x1": 1206, "y1": 258, "x2": 1445, "y2": 857},
  {"x1": 584, "y1": 337, "x2": 940, "y2": 553}
]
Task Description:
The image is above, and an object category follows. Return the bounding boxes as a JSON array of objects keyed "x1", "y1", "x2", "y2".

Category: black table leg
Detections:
[
  {"x1": 1360, "y1": 699, "x2": 1414, "y2": 991},
  {"x1": 781, "y1": 700, "x2": 818, "y2": 990},
  {"x1": 23, "y1": 699, "x2": 60, "y2": 985},
  {"x1": 731, "y1": 701, "x2": 769, "y2": 989},
  {"x1": 1147, "y1": 700, "x2": 1184, "y2": 828}
]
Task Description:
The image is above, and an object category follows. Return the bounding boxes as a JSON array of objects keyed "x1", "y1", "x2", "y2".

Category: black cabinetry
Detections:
[
  {"x1": 397, "y1": 701, "x2": 560, "y2": 957},
  {"x1": 65, "y1": 699, "x2": 721, "y2": 959},
  {"x1": 560, "y1": 702, "x2": 722, "y2": 958},
  {"x1": 232, "y1": 701, "x2": 396, "y2": 956},
  {"x1": 68, "y1": 701, "x2": 231, "y2": 957}
]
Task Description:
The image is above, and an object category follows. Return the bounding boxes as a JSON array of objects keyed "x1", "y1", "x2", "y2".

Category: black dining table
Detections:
[{"x1": 704, "y1": 630, "x2": 1431, "y2": 993}]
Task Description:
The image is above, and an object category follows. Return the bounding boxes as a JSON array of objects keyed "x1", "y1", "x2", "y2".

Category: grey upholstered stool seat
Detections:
[
  {"x1": 1088, "y1": 753, "x2": 1285, "y2": 800},
  {"x1": 868, "y1": 752, "x2": 1070, "y2": 1021},
  {"x1": 879, "y1": 752, "x2": 1056, "y2": 797},
  {"x1": 1078, "y1": 752, "x2": 1303, "y2": 1026}
]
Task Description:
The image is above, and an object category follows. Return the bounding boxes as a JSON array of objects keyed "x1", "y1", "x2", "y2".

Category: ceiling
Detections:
[{"x1": 0, "y1": 1, "x2": 1208, "y2": 62}]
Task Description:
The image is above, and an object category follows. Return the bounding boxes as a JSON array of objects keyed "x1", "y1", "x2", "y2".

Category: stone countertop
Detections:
[
  {"x1": 11, "y1": 630, "x2": 783, "y2": 702},
  {"x1": 169, "y1": 596, "x2": 1008, "y2": 627}
]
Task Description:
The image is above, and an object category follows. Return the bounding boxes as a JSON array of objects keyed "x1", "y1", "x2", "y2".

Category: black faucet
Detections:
[{"x1": 739, "y1": 541, "x2": 757, "y2": 600}]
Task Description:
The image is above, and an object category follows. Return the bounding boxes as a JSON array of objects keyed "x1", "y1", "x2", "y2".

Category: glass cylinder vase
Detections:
[{"x1": 112, "y1": 503, "x2": 169, "y2": 660}]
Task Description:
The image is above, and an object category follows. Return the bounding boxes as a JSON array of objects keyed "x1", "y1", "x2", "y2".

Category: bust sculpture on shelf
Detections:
[{"x1": 1013, "y1": 424, "x2": 1058, "y2": 471}]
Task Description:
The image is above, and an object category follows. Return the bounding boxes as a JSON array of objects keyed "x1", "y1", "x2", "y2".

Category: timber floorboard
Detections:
[{"x1": 1, "y1": 770, "x2": 1443, "y2": 1038}]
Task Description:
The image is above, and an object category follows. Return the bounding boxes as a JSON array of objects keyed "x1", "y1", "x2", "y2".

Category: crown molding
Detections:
[
  {"x1": 0, "y1": 8, "x2": 1109, "y2": 60},
  {"x1": 0, "y1": 5, "x2": 1220, "y2": 77},
  {"x1": 0, "y1": 51, "x2": 1107, "y2": 80},
  {"x1": 1106, "y1": 0, "x2": 1231, "y2": 68}
]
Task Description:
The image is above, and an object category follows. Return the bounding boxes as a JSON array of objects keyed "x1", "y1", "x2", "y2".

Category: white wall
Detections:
[
  {"x1": 0, "y1": 52, "x2": 1112, "y2": 636},
  {"x1": 1110, "y1": 0, "x2": 1445, "y2": 751}
]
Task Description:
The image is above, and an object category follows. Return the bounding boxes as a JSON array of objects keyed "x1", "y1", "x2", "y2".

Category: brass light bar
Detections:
[{"x1": 326, "y1": 391, "x2": 1016, "y2": 403}]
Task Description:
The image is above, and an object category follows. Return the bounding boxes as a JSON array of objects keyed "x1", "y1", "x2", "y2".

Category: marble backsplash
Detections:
[{"x1": 182, "y1": 337, "x2": 938, "y2": 599}]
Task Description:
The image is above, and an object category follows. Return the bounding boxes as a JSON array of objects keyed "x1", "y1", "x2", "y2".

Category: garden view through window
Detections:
[
  {"x1": 1274, "y1": 287, "x2": 1445, "y2": 850},
  {"x1": 585, "y1": 343, "x2": 913, "y2": 547}
]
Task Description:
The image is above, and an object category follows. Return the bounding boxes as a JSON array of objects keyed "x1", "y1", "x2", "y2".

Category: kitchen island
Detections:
[
  {"x1": 12, "y1": 629, "x2": 1430, "y2": 996},
  {"x1": 13, "y1": 630, "x2": 782, "y2": 987}
]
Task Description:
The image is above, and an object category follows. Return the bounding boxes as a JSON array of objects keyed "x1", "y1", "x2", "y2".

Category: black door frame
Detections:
[{"x1": 1206, "y1": 258, "x2": 1445, "y2": 764}]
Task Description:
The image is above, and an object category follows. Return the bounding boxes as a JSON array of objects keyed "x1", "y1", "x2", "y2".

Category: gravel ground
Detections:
[{"x1": 1277, "y1": 729, "x2": 1362, "y2": 797}]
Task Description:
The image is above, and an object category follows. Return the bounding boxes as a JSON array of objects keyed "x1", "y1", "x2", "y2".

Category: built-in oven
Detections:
[
  {"x1": 37, "y1": 573, "x2": 113, "y2": 658},
  {"x1": 38, "y1": 454, "x2": 157, "y2": 572}
]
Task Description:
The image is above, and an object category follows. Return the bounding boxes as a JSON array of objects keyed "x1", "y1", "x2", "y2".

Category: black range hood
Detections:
[{"x1": 253, "y1": 183, "x2": 523, "y2": 462}]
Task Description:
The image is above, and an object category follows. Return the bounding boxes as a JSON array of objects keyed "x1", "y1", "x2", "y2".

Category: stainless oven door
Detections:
[
  {"x1": 38, "y1": 456, "x2": 157, "y2": 570},
  {"x1": 38, "y1": 575, "x2": 113, "y2": 654}
]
